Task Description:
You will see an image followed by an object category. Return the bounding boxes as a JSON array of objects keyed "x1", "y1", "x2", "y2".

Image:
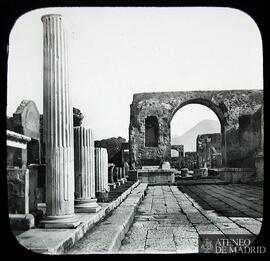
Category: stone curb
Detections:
[
  {"x1": 68, "y1": 183, "x2": 148, "y2": 254},
  {"x1": 16, "y1": 180, "x2": 141, "y2": 254}
]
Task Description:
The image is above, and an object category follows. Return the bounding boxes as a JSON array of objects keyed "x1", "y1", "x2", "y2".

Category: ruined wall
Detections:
[
  {"x1": 129, "y1": 90, "x2": 263, "y2": 169},
  {"x1": 7, "y1": 100, "x2": 41, "y2": 166},
  {"x1": 238, "y1": 107, "x2": 263, "y2": 168},
  {"x1": 7, "y1": 167, "x2": 29, "y2": 214},
  {"x1": 224, "y1": 106, "x2": 263, "y2": 168},
  {"x1": 196, "y1": 133, "x2": 222, "y2": 168},
  {"x1": 171, "y1": 145, "x2": 184, "y2": 170},
  {"x1": 12, "y1": 100, "x2": 40, "y2": 141},
  {"x1": 184, "y1": 152, "x2": 198, "y2": 170}
]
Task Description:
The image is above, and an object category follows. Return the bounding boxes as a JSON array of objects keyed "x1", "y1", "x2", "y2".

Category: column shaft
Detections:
[
  {"x1": 95, "y1": 148, "x2": 109, "y2": 200},
  {"x1": 74, "y1": 127, "x2": 100, "y2": 212},
  {"x1": 40, "y1": 14, "x2": 79, "y2": 228}
]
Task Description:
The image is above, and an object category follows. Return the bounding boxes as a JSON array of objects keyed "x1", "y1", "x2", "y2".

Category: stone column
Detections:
[
  {"x1": 74, "y1": 127, "x2": 101, "y2": 212},
  {"x1": 39, "y1": 14, "x2": 79, "y2": 228},
  {"x1": 95, "y1": 148, "x2": 109, "y2": 199}
]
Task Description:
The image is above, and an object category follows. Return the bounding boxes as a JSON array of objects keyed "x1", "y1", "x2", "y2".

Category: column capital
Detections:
[{"x1": 41, "y1": 14, "x2": 62, "y2": 22}]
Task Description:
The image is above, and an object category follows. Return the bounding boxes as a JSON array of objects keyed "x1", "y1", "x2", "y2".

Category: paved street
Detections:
[{"x1": 119, "y1": 185, "x2": 263, "y2": 253}]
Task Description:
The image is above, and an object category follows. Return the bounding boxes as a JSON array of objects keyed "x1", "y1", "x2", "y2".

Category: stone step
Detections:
[
  {"x1": 16, "y1": 180, "x2": 142, "y2": 254},
  {"x1": 176, "y1": 178, "x2": 229, "y2": 186},
  {"x1": 68, "y1": 183, "x2": 148, "y2": 254}
]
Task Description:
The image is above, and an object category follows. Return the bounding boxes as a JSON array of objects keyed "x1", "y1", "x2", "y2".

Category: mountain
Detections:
[{"x1": 171, "y1": 120, "x2": 220, "y2": 152}]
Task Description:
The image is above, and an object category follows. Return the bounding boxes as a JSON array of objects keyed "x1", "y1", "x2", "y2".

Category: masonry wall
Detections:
[
  {"x1": 238, "y1": 107, "x2": 263, "y2": 168},
  {"x1": 129, "y1": 90, "x2": 263, "y2": 169},
  {"x1": 197, "y1": 133, "x2": 222, "y2": 168},
  {"x1": 184, "y1": 152, "x2": 198, "y2": 170}
]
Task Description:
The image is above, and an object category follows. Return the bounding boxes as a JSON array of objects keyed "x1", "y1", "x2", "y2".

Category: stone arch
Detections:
[
  {"x1": 170, "y1": 98, "x2": 226, "y2": 126},
  {"x1": 129, "y1": 90, "x2": 263, "y2": 169},
  {"x1": 170, "y1": 98, "x2": 226, "y2": 166}
]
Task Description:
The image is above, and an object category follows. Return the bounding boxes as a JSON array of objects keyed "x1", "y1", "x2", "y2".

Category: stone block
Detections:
[
  {"x1": 108, "y1": 183, "x2": 116, "y2": 190},
  {"x1": 9, "y1": 214, "x2": 35, "y2": 230},
  {"x1": 128, "y1": 170, "x2": 138, "y2": 181},
  {"x1": 7, "y1": 167, "x2": 29, "y2": 214}
]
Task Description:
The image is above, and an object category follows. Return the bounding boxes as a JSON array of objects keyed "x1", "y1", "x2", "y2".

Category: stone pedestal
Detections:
[
  {"x1": 137, "y1": 169, "x2": 175, "y2": 184},
  {"x1": 123, "y1": 162, "x2": 129, "y2": 178},
  {"x1": 39, "y1": 14, "x2": 79, "y2": 228},
  {"x1": 112, "y1": 167, "x2": 120, "y2": 187},
  {"x1": 74, "y1": 127, "x2": 101, "y2": 213},
  {"x1": 162, "y1": 161, "x2": 171, "y2": 170},
  {"x1": 95, "y1": 148, "x2": 109, "y2": 200},
  {"x1": 108, "y1": 163, "x2": 116, "y2": 190}
]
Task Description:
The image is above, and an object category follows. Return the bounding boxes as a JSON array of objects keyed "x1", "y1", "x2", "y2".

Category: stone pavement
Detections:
[{"x1": 119, "y1": 185, "x2": 263, "y2": 254}]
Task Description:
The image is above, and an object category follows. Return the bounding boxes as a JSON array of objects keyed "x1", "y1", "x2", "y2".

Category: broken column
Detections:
[
  {"x1": 95, "y1": 148, "x2": 109, "y2": 200},
  {"x1": 39, "y1": 14, "x2": 79, "y2": 228},
  {"x1": 74, "y1": 127, "x2": 101, "y2": 212}
]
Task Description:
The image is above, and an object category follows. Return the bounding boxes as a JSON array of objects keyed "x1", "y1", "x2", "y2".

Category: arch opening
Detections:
[{"x1": 170, "y1": 102, "x2": 223, "y2": 171}]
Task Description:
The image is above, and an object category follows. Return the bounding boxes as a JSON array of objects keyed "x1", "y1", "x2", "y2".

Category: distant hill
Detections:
[{"x1": 171, "y1": 120, "x2": 220, "y2": 152}]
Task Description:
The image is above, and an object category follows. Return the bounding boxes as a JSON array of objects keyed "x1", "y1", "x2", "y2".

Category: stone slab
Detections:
[{"x1": 9, "y1": 214, "x2": 35, "y2": 231}]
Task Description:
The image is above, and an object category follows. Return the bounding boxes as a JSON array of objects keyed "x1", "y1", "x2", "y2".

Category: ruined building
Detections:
[
  {"x1": 129, "y1": 90, "x2": 263, "y2": 181},
  {"x1": 196, "y1": 133, "x2": 222, "y2": 168}
]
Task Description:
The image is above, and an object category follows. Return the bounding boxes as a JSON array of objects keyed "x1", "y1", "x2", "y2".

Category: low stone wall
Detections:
[
  {"x1": 193, "y1": 168, "x2": 208, "y2": 179},
  {"x1": 7, "y1": 167, "x2": 29, "y2": 214},
  {"x1": 137, "y1": 169, "x2": 175, "y2": 184},
  {"x1": 217, "y1": 168, "x2": 256, "y2": 184}
]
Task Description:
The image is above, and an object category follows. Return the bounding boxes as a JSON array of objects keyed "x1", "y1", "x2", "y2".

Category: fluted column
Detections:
[
  {"x1": 39, "y1": 14, "x2": 79, "y2": 228},
  {"x1": 74, "y1": 127, "x2": 101, "y2": 212},
  {"x1": 95, "y1": 148, "x2": 109, "y2": 199}
]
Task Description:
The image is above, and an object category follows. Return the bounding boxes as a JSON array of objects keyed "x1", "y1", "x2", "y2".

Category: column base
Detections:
[
  {"x1": 75, "y1": 198, "x2": 101, "y2": 213},
  {"x1": 39, "y1": 213, "x2": 80, "y2": 228}
]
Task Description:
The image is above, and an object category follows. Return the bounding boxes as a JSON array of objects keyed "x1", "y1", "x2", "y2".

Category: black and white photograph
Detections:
[{"x1": 4, "y1": 3, "x2": 266, "y2": 255}]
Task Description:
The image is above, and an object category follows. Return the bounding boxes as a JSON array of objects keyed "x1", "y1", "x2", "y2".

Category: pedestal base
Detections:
[
  {"x1": 39, "y1": 213, "x2": 80, "y2": 228},
  {"x1": 75, "y1": 198, "x2": 101, "y2": 213},
  {"x1": 138, "y1": 169, "x2": 175, "y2": 184},
  {"x1": 118, "y1": 179, "x2": 125, "y2": 185},
  {"x1": 108, "y1": 183, "x2": 116, "y2": 190}
]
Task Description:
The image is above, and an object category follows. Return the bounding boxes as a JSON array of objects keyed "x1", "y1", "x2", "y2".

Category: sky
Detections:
[{"x1": 7, "y1": 7, "x2": 263, "y2": 140}]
